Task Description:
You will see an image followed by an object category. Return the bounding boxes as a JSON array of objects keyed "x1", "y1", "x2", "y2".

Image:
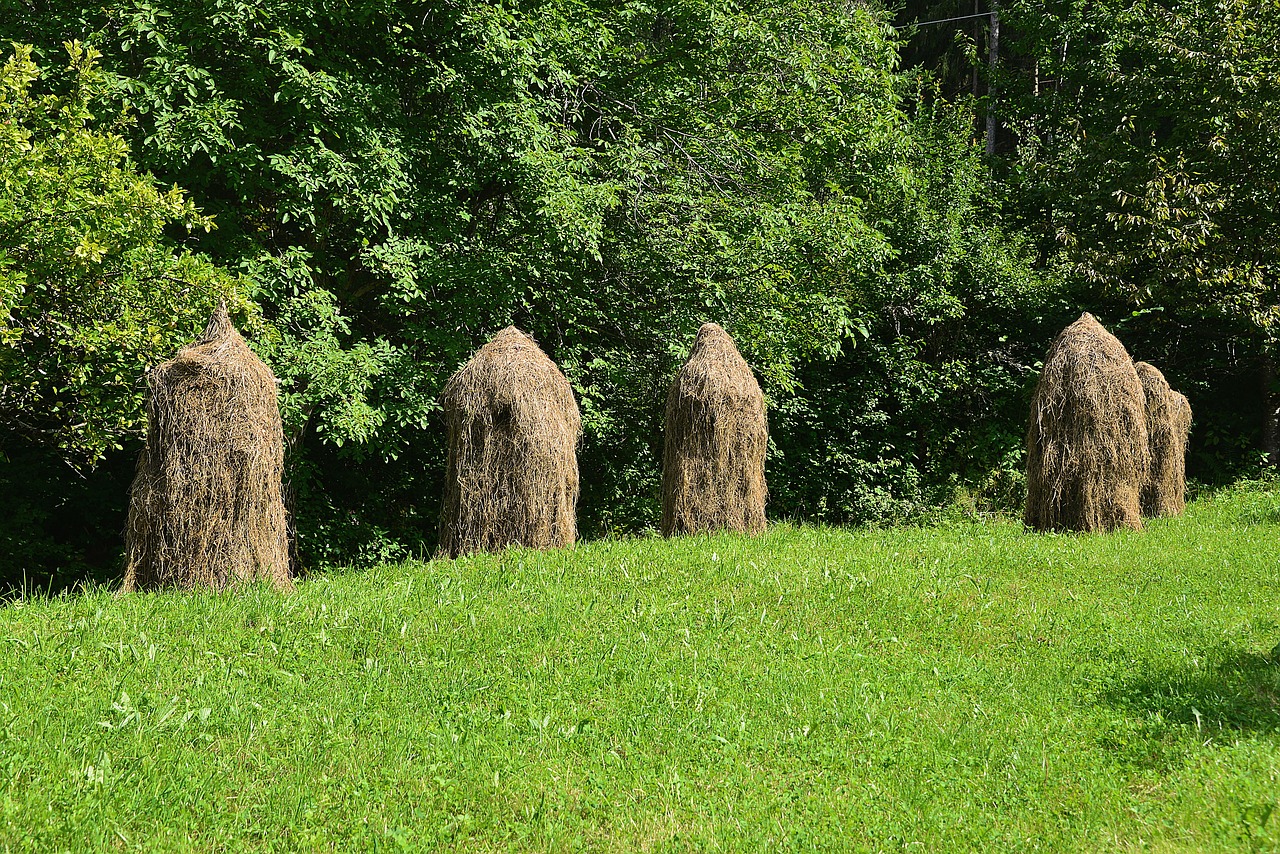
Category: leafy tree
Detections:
[
  {"x1": 0, "y1": 42, "x2": 240, "y2": 464},
  {"x1": 0, "y1": 43, "x2": 245, "y2": 589},
  {"x1": 994, "y1": 0, "x2": 1280, "y2": 470},
  {"x1": 2, "y1": 1, "x2": 1050, "y2": 568},
  {"x1": 770, "y1": 95, "x2": 1052, "y2": 522}
]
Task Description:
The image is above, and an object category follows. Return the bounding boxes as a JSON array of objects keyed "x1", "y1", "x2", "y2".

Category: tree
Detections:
[
  {"x1": 0, "y1": 42, "x2": 241, "y2": 464},
  {"x1": 0, "y1": 43, "x2": 248, "y2": 589},
  {"x1": 996, "y1": 0, "x2": 1280, "y2": 469},
  {"x1": 2, "y1": 0, "x2": 1048, "y2": 566}
]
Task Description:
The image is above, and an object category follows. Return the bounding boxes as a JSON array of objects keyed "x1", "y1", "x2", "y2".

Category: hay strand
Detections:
[
  {"x1": 124, "y1": 305, "x2": 292, "y2": 591},
  {"x1": 437, "y1": 326, "x2": 581, "y2": 557},
  {"x1": 1135, "y1": 361, "x2": 1192, "y2": 517},
  {"x1": 661, "y1": 323, "x2": 768, "y2": 536},
  {"x1": 1024, "y1": 313, "x2": 1150, "y2": 533}
]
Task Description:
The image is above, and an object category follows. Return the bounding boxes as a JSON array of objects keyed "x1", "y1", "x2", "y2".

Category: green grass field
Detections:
[{"x1": 3, "y1": 486, "x2": 1280, "y2": 852}]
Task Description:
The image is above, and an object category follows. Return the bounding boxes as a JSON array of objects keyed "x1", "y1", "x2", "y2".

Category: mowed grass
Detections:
[{"x1": 3, "y1": 488, "x2": 1280, "y2": 851}]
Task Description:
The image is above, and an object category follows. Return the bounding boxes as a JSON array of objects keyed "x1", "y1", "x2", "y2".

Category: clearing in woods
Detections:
[{"x1": 1, "y1": 484, "x2": 1279, "y2": 850}]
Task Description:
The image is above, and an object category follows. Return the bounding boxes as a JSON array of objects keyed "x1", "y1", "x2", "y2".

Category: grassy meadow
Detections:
[{"x1": 2, "y1": 485, "x2": 1280, "y2": 851}]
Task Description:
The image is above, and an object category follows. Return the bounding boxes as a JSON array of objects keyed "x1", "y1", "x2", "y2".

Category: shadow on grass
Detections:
[
  {"x1": 1231, "y1": 506, "x2": 1280, "y2": 527},
  {"x1": 0, "y1": 566, "x2": 121, "y2": 603},
  {"x1": 1108, "y1": 649, "x2": 1280, "y2": 735}
]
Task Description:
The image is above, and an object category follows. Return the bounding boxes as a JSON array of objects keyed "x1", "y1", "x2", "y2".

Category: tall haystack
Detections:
[
  {"x1": 1135, "y1": 361, "x2": 1192, "y2": 517},
  {"x1": 124, "y1": 306, "x2": 291, "y2": 591},
  {"x1": 437, "y1": 326, "x2": 581, "y2": 558},
  {"x1": 1024, "y1": 313, "x2": 1150, "y2": 533},
  {"x1": 661, "y1": 323, "x2": 768, "y2": 536}
]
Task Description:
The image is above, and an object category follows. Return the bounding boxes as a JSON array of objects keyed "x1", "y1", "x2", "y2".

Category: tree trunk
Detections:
[{"x1": 986, "y1": 2, "x2": 1000, "y2": 157}]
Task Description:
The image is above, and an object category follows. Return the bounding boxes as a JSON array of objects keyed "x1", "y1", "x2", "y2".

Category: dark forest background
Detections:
[{"x1": 1, "y1": 0, "x2": 1276, "y2": 591}]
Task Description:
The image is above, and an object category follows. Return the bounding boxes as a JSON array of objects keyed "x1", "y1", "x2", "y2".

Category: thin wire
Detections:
[{"x1": 894, "y1": 11, "x2": 994, "y2": 29}]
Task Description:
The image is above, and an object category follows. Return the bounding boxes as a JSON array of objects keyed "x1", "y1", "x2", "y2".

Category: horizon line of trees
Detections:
[{"x1": 1, "y1": 0, "x2": 1275, "y2": 591}]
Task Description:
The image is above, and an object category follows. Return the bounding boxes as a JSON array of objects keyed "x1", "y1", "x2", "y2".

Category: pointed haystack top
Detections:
[
  {"x1": 437, "y1": 325, "x2": 581, "y2": 557},
  {"x1": 671, "y1": 322, "x2": 762, "y2": 404},
  {"x1": 661, "y1": 321, "x2": 768, "y2": 536},
  {"x1": 194, "y1": 301, "x2": 234, "y2": 345},
  {"x1": 441, "y1": 326, "x2": 579, "y2": 420},
  {"x1": 124, "y1": 304, "x2": 291, "y2": 591},
  {"x1": 1024, "y1": 312, "x2": 1150, "y2": 532}
]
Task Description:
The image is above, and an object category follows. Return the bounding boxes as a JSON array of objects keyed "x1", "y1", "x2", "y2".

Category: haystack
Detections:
[
  {"x1": 124, "y1": 305, "x2": 292, "y2": 591},
  {"x1": 437, "y1": 326, "x2": 581, "y2": 557},
  {"x1": 661, "y1": 323, "x2": 768, "y2": 536},
  {"x1": 1024, "y1": 312, "x2": 1150, "y2": 532},
  {"x1": 1135, "y1": 361, "x2": 1192, "y2": 517}
]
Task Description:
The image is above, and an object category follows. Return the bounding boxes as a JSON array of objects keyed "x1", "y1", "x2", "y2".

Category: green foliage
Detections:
[
  {"x1": 0, "y1": 43, "x2": 241, "y2": 465},
  {"x1": 770, "y1": 96, "x2": 1052, "y2": 523},
  {"x1": 243, "y1": 251, "x2": 394, "y2": 449},
  {"x1": 2, "y1": 490, "x2": 1280, "y2": 847},
  {"x1": 0, "y1": 44, "x2": 256, "y2": 589},
  {"x1": 0, "y1": 0, "x2": 1048, "y2": 561},
  {"x1": 891, "y1": 0, "x2": 1280, "y2": 482},
  {"x1": 990, "y1": 0, "x2": 1280, "y2": 482},
  {"x1": 33, "y1": 0, "x2": 1280, "y2": 569},
  {"x1": 999, "y1": 0, "x2": 1280, "y2": 335}
]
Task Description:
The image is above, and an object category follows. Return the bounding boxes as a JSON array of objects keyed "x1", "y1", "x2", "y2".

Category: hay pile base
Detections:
[
  {"x1": 438, "y1": 326, "x2": 581, "y2": 557},
  {"x1": 124, "y1": 306, "x2": 292, "y2": 591},
  {"x1": 1024, "y1": 313, "x2": 1150, "y2": 533},
  {"x1": 661, "y1": 323, "x2": 768, "y2": 536},
  {"x1": 1135, "y1": 361, "x2": 1192, "y2": 517}
]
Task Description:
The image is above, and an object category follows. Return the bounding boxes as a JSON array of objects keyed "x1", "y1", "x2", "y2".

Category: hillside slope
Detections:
[{"x1": 2, "y1": 488, "x2": 1280, "y2": 850}]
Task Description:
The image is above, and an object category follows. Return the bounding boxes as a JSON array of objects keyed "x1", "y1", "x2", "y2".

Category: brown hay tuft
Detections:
[
  {"x1": 1135, "y1": 361, "x2": 1192, "y2": 517},
  {"x1": 124, "y1": 305, "x2": 292, "y2": 591},
  {"x1": 437, "y1": 326, "x2": 581, "y2": 558},
  {"x1": 1024, "y1": 312, "x2": 1150, "y2": 533},
  {"x1": 661, "y1": 323, "x2": 768, "y2": 536}
]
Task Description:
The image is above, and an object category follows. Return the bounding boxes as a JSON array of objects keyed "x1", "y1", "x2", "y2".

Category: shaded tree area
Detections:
[
  {"x1": 0, "y1": 44, "x2": 243, "y2": 589},
  {"x1": 1, "y1": 0, "x2": 1273, "y2": 589},
  {"x1": 896, "y1": 0, "x2": 1279, "y2": 478},
  {"x1": 998, "y1": 0, "x2": 1280, "y2": 471}
]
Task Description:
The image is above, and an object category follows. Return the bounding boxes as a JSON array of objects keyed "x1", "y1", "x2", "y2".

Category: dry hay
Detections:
[
  {"x1": 1024, "y1": 312, "x2": 1150, "y2": 533},
  {"x1": 661, "y1": 322, "x2": 768, "y2": 536},
  {"x1": 437, "y1": 326, "x2": 581, "y2": 557},
  {"x1": 124, "y1": 305, "x2": 292, "y2": 591},
  {"x1": 1135, "y1": 361, "x2": 1192, "y2": 517}
]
